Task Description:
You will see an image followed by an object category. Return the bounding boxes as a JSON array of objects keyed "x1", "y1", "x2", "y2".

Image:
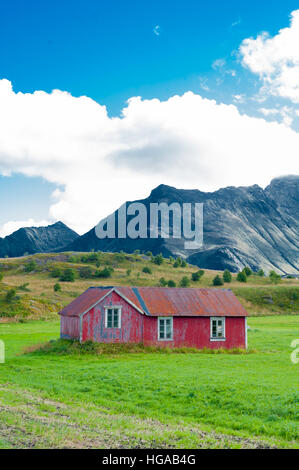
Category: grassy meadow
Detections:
[
  {"x1": 0, "y1": 316, "x2": 298, "y2": 448},
  {"x1": 0, "y1": 252, "x2": 298, "y2": 449}
]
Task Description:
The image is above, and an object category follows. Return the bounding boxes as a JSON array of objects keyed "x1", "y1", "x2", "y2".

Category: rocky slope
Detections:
[
  {"x1": 62, "y1": 175, "x2": 299, "y2": 274},
  {"x1": 0, "y1": 221, "x2": 79, "y2": 257}
]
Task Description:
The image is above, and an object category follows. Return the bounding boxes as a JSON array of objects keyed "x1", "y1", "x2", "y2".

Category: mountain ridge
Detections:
[
  {"x1": 62, "y1": 175, "x2": 299, "y2": 274},
  {"x1": 0, "y1": 221, "x2": 79, "y2": 257}
]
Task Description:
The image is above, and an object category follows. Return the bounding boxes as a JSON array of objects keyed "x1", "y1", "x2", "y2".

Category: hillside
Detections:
[
  {"x1": 62, "y1": 175, "x2": 299, "y2": 274},
  {"x1": 0, "y1": 251, "x2": 298, "y2": 321}
]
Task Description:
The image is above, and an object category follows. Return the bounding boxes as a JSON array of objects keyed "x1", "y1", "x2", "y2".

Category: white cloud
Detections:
[
  {"x1": 0, "y1": 79, "x2": 298, "y2": 235},
  {"x1": 153, "y1": 25, "x2": 160, "y2": 36},
  {"x1": 0, "y1": 218, "x2": 51, "y2": 237},
  {"x1": 240, "y1": 9, "x2": 299, "y2": 102},
  {"x1": 259, "y1": 106, "x2": 294, "y2": 126}
]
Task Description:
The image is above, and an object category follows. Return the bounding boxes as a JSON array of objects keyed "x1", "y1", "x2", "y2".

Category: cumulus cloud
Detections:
[
  {"x1": 0, "y1": 79, "x2": 298, "y2": 235},
  {"x1": 0, "y1": 218, "x2": 51, "y2": 238},
  {"x1": 240, "y1": 9, "x2": 299, "y2": 102}
]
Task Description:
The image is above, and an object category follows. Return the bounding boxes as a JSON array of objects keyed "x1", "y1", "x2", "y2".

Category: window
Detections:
[
  {"x1": 105, "y1": 307, "x2": 121, "y2": 328},
  {"x1": 210, "y1": 317, "x2": 225, "y2": 340},
  {"x1": 158, "y1": 317, "x2": 173, "y2": 340}
]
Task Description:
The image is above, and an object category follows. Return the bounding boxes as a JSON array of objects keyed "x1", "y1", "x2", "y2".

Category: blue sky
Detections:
[{"x1": 0, "y1": 0, "x2": 298, "y2": 235}]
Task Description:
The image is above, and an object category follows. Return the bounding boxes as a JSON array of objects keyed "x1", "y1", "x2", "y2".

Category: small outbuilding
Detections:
[{"x1": 59, "y1": 286, "x2": 248, "y2": 349}]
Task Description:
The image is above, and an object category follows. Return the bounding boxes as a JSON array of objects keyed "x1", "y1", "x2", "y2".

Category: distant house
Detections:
[{"x1": 59, "y1": 286, "x2": 248, "y2": 349}]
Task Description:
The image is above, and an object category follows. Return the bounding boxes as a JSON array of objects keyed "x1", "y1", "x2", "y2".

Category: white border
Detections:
[
  {"x1": 210, "y1": 316, "x2": 226, "y2": 341},
  {"x1": 104, "y1": 306, "x2": 122, "y2": 329},
  {"x1": 158, "y1": 316, "x2": 173, "y2": 341}
]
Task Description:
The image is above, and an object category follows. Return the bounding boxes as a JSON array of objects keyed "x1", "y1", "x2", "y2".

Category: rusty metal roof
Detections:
[{"x1": 59, "y1": 286, "x2": 248, "y2": 317}]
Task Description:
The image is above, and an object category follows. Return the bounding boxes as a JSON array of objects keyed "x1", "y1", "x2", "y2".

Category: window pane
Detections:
[
  {"x1": 113, "y1": 309, "x2": 119, "y2": 328},
  {"x1": 166, "y1": 323, "x2": 172, "y2": 339},
  {"x1": 159, "y1": 319, "x2": 165, "y2": 339},
  {"x1": 212, "y1": 320, "x2": 217, "y2": 337},
  {"x1": 107, "y1": 309, "x2": 112, "y2": 328}
]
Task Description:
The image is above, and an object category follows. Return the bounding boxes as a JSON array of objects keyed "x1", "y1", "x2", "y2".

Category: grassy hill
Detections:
[{"x1": 0, "y1": 251, "x2": 298, "y2": 321}]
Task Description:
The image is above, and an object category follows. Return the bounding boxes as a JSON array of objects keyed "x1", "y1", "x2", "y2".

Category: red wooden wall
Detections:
[
  {"x1": 81, "y1": 291, "x2": 143, "y2": 343},
  {"x1": 61, "y1": 291, "x2": 246, "y2": 348}
]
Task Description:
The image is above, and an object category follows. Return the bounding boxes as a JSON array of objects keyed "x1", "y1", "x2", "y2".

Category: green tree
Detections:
[
  {"x1": 181, "y1": 259, "x2": 187, "y2": 268},
  {"x1": 60, "y1": 268, "x2": 75, "y2": 282},
  {"x1": 237, "y1": 271, "x2": 247, "y2": 283},
  {"x1": 94, "y1": 267, "x2": 113, "y2": 278},
  {"x1": 126, "y1": 269, "x2": 131, "y2": 276},
  {"x1": 0, "y1": 272, "x2": 3, "y2": 281},
  {"x1": 269, "y1": 270, "x2": 281, "y2": 284},
  {"x1": 159, "y1": 277, "x2": 167, "y2": 287},
  {"x1": 50, "y1": 267, "x2": 62, "y2": 278},
  {"x1": 167, "y1": 279, "x2": 176, "y2": 287},
  {"x1": 257, "y1": 268, "x2": 265, "y2": 277},
  {"x1": 54, "y1": 283, "x2": 61, "y2": 292},
  {"x1": 142, "y1": 266, "x2": 152, "y2": 274},
  {"x1": 145, "y1": 251, "x2": 152, "y2": 257},
  {"x1": 243, "y1": 266, "x2": 252, "y2": 276},
  {"x1": 180, "y1": 276, "x2": 191, "y2": 287},
  {"x1": 213, "y1": 275, "x2": 224, "y2": 286},
  {"x1": 192, "y1": 270, "x2": 205, "y2": 282},
  {"x1": 5, "y1": 288, "x2": 17, "y2": 302},
  {"x1": 223, "y1": 269, "x2": 232, "y2": 283},
  {"x1": 24, "y1": 260, "x2": 37, "y2": 273},
  {"x1": 153, "y1": 254, "x2": 164, "y2": 265}
]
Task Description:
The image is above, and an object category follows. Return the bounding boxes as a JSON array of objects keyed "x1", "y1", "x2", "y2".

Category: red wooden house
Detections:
[{"x1": 59, "y1": 286, "x2": 248, "y2": 349}]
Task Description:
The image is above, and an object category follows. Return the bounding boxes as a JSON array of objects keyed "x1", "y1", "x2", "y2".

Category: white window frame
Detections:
[
  {"x1": 210, "y1": 317, "x2": 226, "y2": 341},
  {"x1": 104, "y1": 306, "x2": 122, "y2": 329},
  {"x1": 158, "y1": 317, "x2": 173, "y2": 341}
]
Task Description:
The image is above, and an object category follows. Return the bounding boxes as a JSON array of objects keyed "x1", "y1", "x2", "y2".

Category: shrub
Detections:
[
  {"x1": 24, "y1": 260, "x2": 37, "y2": 273},
  {"x1": 180, "y1": 276, "x2": 191, "y2": 287},
  {"x1": 145, "y1": 251, "x2": 152, "y2": 257},
  {"x1": 5, "y1": 288, "x2": 17, "y2": 302},
  {"x1": 17, "y1": 283, "x2": 30, "y2": 292},
  {"x1": 243, "y1": 266, "x2": 252, "y2": 276},
  {"x1": 257, "y1": 268, "x2": 265, "y2": 277},
  {"x1": 126, "y1": 269, "x2": 131, "y2": 276},
  {"x1": 134, "y1": 249, "x2": 140, "y2": 255},
  {"x1": 173, "y1": 257, "x2": 182, "y2": 268},
  {"x1": 50, "y1": 267, "x2": 62, "y2": 278},
  {"x1": 54, "y1": 283, "x2": 61, "y2": 292},
  {"x1": 60, "y1": 268, "x2": 75, "y2": 282},
  {"x1": 95, "y1": 267, "x2": 113, "y2": 278},
  {"x1": 269, "y1": 270, "x2": 281, "y2": 284},
  {"x1": 159, "y1": 277, "x2": 167, "y2": 287},
  {"x1": 223, "y1": 270, "x2": 232, "y2": 283},
  {"x1": 192, "y1": 270, "x2": 205, "y2": 282},
  {"x1": 167, "y1": 279, "x2": 176, "y2": 287},
  {"x1": 79, "y1": 266, "x2": 93, "y2": 279},
  {"x1": 237, "y1": 271, "x2": 247, "y2": 283},
  {"x1": 153, "y1": 254, "x2": 164, "y2": 265},
  {"x1": 181, "y1": 259, "x2": 187, "y2": 268},
  {"x1": 213, "y1": 275, "x2": 224, "y2": 286},
  {"x1": 142, "y1": 266, "x2": 152, "y2": 274},
  {"x1": 0, "y1": 272, "x2": 3, "y2": 281}
]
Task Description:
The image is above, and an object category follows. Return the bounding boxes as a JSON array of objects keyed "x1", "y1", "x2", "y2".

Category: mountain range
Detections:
[
  {"x1": 1, "y1": 175, "x2": 298, "y2": 273},
  {"x1": 0, "y1": 221, "x2": 78, "y2": 258}
]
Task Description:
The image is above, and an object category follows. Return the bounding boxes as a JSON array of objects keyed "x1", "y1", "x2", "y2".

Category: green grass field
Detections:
[{"x1": 0, "y1": 315, "x2": 298, "y2": 449}]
